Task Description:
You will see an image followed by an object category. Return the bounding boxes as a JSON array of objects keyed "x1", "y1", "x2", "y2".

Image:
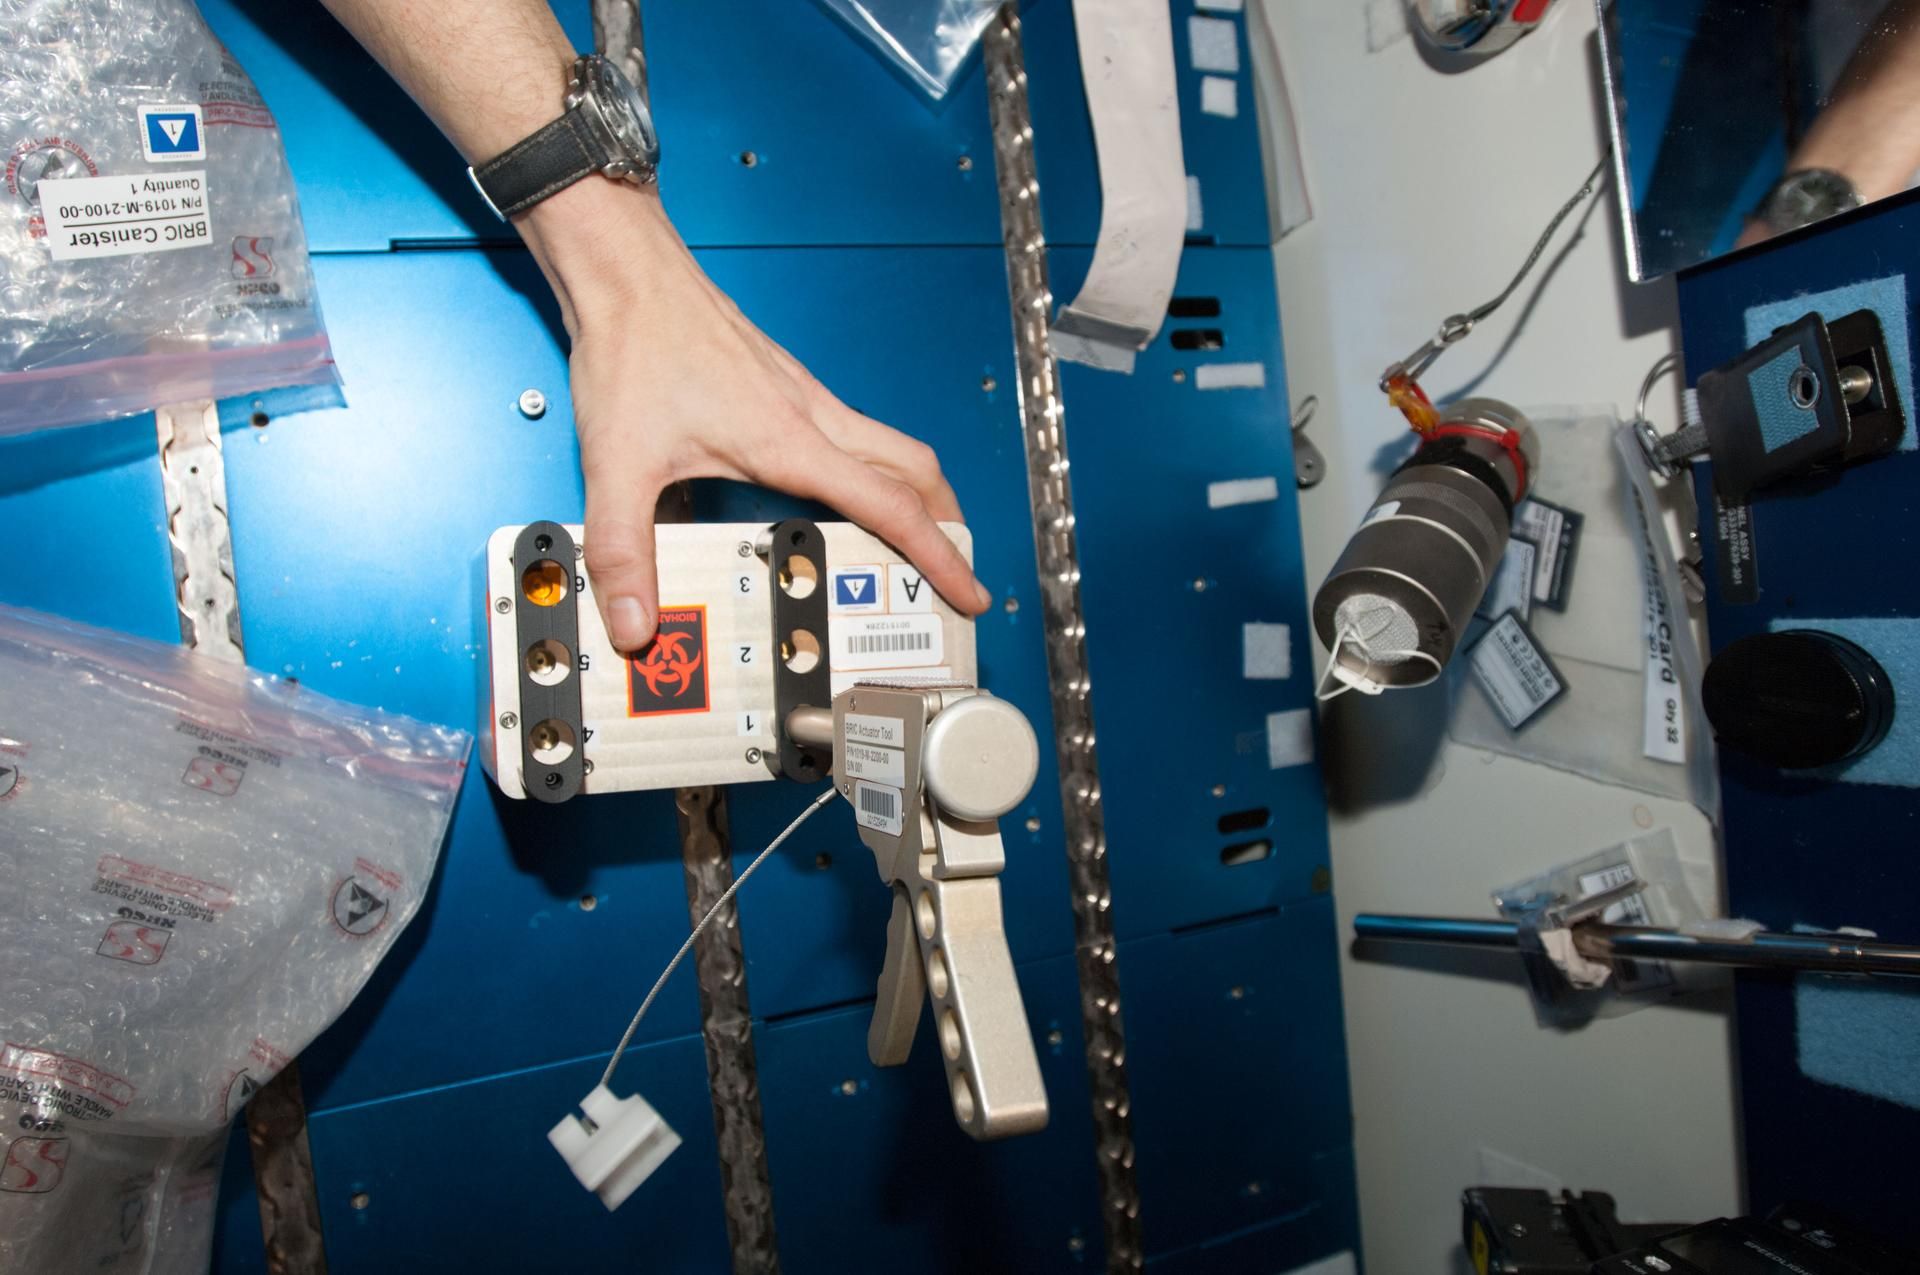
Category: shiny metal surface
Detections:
[
  {"x1": 921, "y1": 693, "x2": 1040, "y2": 823},
  {"x1": 985, "y1": 7, "x2": 1143, "y2": 1267},
  {"x1": 830, "y1": 684, "x2": 1047, "y2": 1139},
  {"x1": 156, "y1": 400, "x2": 245, "y2": 660}
]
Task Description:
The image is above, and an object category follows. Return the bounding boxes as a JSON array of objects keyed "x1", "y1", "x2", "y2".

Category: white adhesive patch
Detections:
[
  {"x1": 1188, "y1": 15, "x2": 1241, "y2": 73},
  {"x1": 1195, "y1": 0, "x2": 1243, "y2": 10},
  {"x1": 1194, "y1": 361, "x2": 1267, "y2": 390},
  {"x1": 1206, "y1": 476, "x2": 1279, "y2": 509},
  {"x1": 1200, "y1": 75, "x2": 1238, "y2": 118},
  {"x1": 1185, "y1": 174, "x2": 1205, "y2": 232},
  {"x1": 1242, "y1": 623, "x2": 1292, "y2": 680},
  {"x1": 1265, "y1": 707, "x2": 1315, "y2": 769}
]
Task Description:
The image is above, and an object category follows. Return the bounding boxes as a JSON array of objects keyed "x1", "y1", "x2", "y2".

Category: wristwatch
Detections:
[
  {"x1": 1754, "y1": 168, "x2": 1861, "y2": 237},
  {"x1": 468, "y1": 54, "x2": 660, "y2": 221}
]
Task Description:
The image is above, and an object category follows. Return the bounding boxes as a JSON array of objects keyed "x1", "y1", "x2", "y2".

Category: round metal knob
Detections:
[{"x1": 922, "y1": 695, "x2": 1039, "y2": 823}]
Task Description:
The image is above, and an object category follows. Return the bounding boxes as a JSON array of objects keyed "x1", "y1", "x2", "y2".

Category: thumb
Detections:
[{"x1": 582, "y1": 471, "x2": 664, "y2": 654}]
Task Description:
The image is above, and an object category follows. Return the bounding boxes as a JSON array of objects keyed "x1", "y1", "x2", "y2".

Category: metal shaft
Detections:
[
  {"x1": 1354, "y1": 913, "x2": 1920, "y2": 977},
  {"x1": 986, "y1": 10, "x2": 1144, "y2": 1270}
]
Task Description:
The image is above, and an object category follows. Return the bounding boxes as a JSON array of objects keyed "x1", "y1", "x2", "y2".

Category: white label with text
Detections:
[
  {"x1": 832, "y1": 614, "x2": 944, "y2": 671},
  {"x1": 844, "y1": 741, "x2": 907, "y2": 788},
  {"x1": 40, "y1": 171, "x2": 211, "y2": 261}
]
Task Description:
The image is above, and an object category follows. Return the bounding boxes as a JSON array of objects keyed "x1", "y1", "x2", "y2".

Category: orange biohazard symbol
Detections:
[
  {"x1": 628, "y1": 606, "x2": 711, "y2": 717},
  {"x1": 635, "y1": 631, "x2": 703, "y2": 697}
]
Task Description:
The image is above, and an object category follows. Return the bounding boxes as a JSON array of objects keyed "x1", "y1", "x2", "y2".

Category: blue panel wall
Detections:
[
  {"x1": 1675, "y1": 188, "x2": 1920, "y2": 1245},
  {"x1": 0, "y1": 2, "x2": 1355, "y2": 1270}
]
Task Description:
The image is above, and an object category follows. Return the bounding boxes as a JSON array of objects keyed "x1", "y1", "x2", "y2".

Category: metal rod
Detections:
[
  {"x1": 784, "y1": 705, "x2": 834, "y2": 749},
  {"x1": 1354, "y1": 913, "x2": 1920, "y2": 978}
]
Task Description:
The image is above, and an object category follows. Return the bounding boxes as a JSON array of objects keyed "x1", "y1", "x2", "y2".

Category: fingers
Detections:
[
  {"x1": 813, "y1": 404, "x2": 964, "y2": 523},
  {"x1": 581, "y1": 462, "x2": 666, "y2": 653},
  {"x1": 777, "y1": 443, "x2": 991, "y2": 615}
]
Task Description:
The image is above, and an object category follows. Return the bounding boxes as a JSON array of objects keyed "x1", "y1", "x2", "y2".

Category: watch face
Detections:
[{"x1": 586, "y1": 56, "x2": 659, "y2": 174}]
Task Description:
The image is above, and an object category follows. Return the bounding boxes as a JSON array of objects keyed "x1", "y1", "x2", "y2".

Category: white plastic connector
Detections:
[{"x1": 548, "y1": 1085, "x2": 681, "y2": 1211}]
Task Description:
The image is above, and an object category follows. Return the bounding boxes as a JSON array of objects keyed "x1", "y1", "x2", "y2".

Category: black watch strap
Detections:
[{"x1": 469, "y1": 109, "x2": 606, "y2": 221}]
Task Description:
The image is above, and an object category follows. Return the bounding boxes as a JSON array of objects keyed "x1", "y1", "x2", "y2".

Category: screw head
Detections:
[
  {"x1": 1508, "y1": 1223, "x2": 1527, "y2": 1238},
  {"x1": 1228, "y1": 985, "x2": 1246, "y2": 1000},
  {"x1": 542, "y1": 772, "x2": 562, "y2": 789},
  {"x1": 1172, "y1": 369, "x2": 1188, "y2": 383},
  {"x1": 349, "y1": 1191, "x2": 370, "y2": 1211},
  {"x1": 737, "y1": 541, "x2": 753, "y2": 558},
  {"x1": 957, "y1": 154, "x2": 973, "y2": 171},
  {"x1": 1067, "y1": 1236, "x2": 1087, "y2": 1254},
  {"x1": 1192, "y1": 577, "x2": 1208, "y2": 593},
  {"x1": 1046, "y1": 1028, "x2": 1064, "y2": 1047},
  {"x1": 499, "y1": 712, "x2": 518, "y2": 730},
  {"x1": 839, "y1": 1078, "x2": 858, "y2": 1096},
  {"x1": 1211, "y1": 784, "x2": 1227, "y2": 798},
  {"x1": 981, "y1": 374, "x2": 997, "y2": 392},
  {"x1": 494, "y1": 597, "x2": 511, "y2": 614},
  {"x1": 1025, "y1": 816, "x2": 1042, "y2": 833},
  {"x1": 516, "y1": 388, "x2": 547, "y2": 419},
  {"x1": 583, "y1": 759, "x2": 595, "y2": 775},
  {"x1": 745, "y1": 747, "x2": 762, "y2": 765}
]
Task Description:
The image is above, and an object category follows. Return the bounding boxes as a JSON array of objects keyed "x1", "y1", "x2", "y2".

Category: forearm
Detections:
[
  {"x1": 316, "y1": 0, "x2": 575, "y2": 162},
  {"x1": 316, "y1": 0, "x2": 672, "y2": 334},
  {"x1": 1789, "y1": 0, "x2": 1920, "y2": 202}
]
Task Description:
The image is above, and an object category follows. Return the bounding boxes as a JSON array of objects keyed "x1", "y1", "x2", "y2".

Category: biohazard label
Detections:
[
  {"x1": 38, "y1": 170, "x2": 212, "y2": 261},
  {"x1": 0, "y1": 1044, "x2": 133, "y2": 1121},
  {"x1": 832, "y1": 614, "x2": 943, "y2": 672},
  {"x1": 628, "y1": 606, "x2": 710, "y2": 716}
]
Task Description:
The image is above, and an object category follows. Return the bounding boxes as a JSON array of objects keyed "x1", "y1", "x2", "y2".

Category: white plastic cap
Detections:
[{"x1": 548, "y1": 1084, "x2": 682, "y2": 1211}]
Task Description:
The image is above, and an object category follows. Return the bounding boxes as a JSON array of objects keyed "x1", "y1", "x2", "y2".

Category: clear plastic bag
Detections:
[
  {"x1": 1492, "y1": 828, "x2": 1718, "y2": 1027},
  {"x1": 1446, "y1": 408, "x2": 1718, "y2": 814},
  {"x1": 0, "y1": 604, "x2": 468, "y2": 1272},
  {"x1": 0, "y1": 0, "x2": 340, "y2": 435},
  {"x1": 817, "y1": 0, "x2": 1002, "y2": 99}
]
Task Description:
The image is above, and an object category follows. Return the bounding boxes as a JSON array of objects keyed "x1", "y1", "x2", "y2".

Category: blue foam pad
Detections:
[
  {"x1": 1745, "y1": 274, "x2": 1914, "y2": 450},
  {"x1": 1767, "y1": 616, "x2": 1920, "y2": 787},
  {"x1": 1796, "y1": 976, "x2": 1920, "y2": 1111}
]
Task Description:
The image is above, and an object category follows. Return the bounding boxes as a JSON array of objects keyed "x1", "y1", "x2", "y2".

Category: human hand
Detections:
[{"x1": 519, "y1": 180, "x2": 991, "y2": 651}]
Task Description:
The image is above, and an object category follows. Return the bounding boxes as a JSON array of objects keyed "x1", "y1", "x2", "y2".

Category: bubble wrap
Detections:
[
  {"x1": 0, "y1": 604, "x2": 469, "y2": 1272},
  {"x1": 0, "y1": 0, "x2": 338, "y2": 435}
]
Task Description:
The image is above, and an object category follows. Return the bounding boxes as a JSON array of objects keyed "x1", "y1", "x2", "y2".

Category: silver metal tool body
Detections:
[{"x1": 791, "y1": 685, "x2": 1047, "y2": 1139}]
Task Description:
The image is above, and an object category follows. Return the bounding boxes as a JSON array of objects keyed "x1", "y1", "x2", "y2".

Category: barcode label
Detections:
[
  {"x1": 833, "y1": 614, "x2": 944, "y2": 671},
  {"x1": 853, "y1": 780, "x2": 905, "y2": 836},
  {"x1": 847, "y1": 631, "x2": 933, "y2": 656}
]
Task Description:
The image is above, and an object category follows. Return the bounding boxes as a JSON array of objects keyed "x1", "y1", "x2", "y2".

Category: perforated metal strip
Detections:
[
  {"x1": 983, "y1": 12, "x2": 1144, "y2": 1271},
  {"x1": 157, "y1": 399, "x2": 330, "y2": 1273}
]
